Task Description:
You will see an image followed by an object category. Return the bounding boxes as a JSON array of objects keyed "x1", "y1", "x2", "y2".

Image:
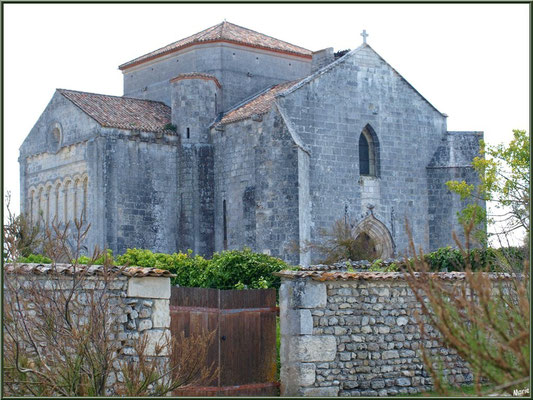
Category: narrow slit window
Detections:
[
  {"x1": 359, "y1": 126, "x2": 377, "y2": 177},
  {"x1": 83, "y1": 178, "x2": 88, "y2": 220},
  {"x1": 223, "y1": 199, "x2": 228, "y2": 250},
  {"x1": 186, "y1": 127, "x2": 190, "y2": 139},
  {"x1": 359, "y1": 134, "x2": 370, "y2": 175}
]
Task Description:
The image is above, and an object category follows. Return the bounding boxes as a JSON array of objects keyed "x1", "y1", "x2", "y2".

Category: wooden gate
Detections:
[{"x1": 170, "y1": 286, "x2": 278, "y2": 396}]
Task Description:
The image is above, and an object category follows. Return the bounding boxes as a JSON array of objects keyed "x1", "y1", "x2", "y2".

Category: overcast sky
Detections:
[{"x1": 3, "y1": 3, "x2": 530, "y2": 239}]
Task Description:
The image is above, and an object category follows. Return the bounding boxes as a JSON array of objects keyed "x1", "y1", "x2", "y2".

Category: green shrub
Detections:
[
  {"x1": 422, "y1": 246, "x2": 525, "y2": 272},
  {"x1": 73, "y1": 249, "x2": 115, "y2": 265},
  {"x1": 116, "y1": 248, "x2": 210, "y2": 288},
  {"x1": 203, "y1": 248, "x2": 290, "y2": 290},
  {"x1": 14, "y1": 248, "x2": 293, "y2": 291},
  {"x1": 15, "y1": 253, "x2": 52, "y2": 264}
]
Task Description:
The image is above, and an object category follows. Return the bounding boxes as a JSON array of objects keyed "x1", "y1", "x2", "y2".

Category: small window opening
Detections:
[
  {"x1": 186, "y1": 127, "x2": 190, "y2": 139},
  {"x1": 359, "y1": 134, "x2": 370, "y2": 175},
  {"x1": 223, "y1": 199, "x2": 228, "y2": 250},
  {"x1": 359, "y1": 127, "x2": 377, "y2": 176}
]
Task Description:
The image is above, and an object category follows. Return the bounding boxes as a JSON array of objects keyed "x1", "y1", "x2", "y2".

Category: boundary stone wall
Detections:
[
  {"x1": 4, "y1": 263, "x2": 174, "y2": 395},
  {"x1": 278, "y1": 270, "x2": 475, "y2": 397}
]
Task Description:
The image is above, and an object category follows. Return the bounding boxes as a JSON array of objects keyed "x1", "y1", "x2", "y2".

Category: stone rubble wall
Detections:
[
  {"x1": 4, "y1": 268, "x2": 172, "y2": 395},
  {"x1": 279, "y1": 275, "x2": 473, "y2": 397}
]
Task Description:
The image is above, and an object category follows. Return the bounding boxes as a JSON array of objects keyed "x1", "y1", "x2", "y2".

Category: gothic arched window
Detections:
[{"x1": 359, "y1": 125, "x2": 379, "y2": 177}]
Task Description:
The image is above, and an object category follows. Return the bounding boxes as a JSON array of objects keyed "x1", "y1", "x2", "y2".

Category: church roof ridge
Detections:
[
  {"x1": 277, "y1": 43, "x2": 445, "y2": 117},
  {"x1": 277, "y1": 44, "x2": 367, "y2": 97},
  {"x1": 57, "y1": 88, "x2": 169, "y2": 106},
  {"x1": 119, "y1": 21, "x2": 312, "y2": 71},
  {"x1": 57, "y1": 89, "x2": 173, "y2": 134}
]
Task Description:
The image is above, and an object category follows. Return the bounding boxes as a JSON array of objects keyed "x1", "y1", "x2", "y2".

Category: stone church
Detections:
[{"x1": 19, "y1": 21, "x2": 482, "y2": 265}]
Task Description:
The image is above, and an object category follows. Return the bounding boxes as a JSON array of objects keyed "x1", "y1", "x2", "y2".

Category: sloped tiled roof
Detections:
[
  {"x1": 58, "y1": 89, "x2": 172, "y2": 133},
  {"x1": 119, "y1": 21, "x2": 312, "y2": 70},
  {"x1": 5, "y1": 263, "x2": 176, "y2": 278},
  {"x1": 217, "y1": 80, "x2": 300, "y2": 126}
]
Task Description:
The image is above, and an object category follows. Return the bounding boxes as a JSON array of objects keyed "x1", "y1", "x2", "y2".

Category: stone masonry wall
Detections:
[
  {"x1": 4, "y1": 264, "x2": 173, "y2": 395},
  {"x1": 279, "y1": 271, "x2": 474, "y2": 397},
  {"x1": 123, "y1": 42, "x2": 310, "y2": 112}
]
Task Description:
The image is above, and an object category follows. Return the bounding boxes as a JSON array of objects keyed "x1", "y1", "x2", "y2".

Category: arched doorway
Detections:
[{"x1": 352, "y1": 215, "x2": 394, "y2": 259}]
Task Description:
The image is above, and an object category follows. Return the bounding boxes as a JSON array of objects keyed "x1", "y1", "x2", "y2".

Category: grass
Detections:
[{"x1": 413, "y1": 384, "x2": 493, "y2": 397}]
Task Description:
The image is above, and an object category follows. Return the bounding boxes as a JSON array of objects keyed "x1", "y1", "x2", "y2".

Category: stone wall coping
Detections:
[
  {"x1": 275, "y1": 270, "x2": 516, "y2": 281},
  {"x1": 170, "y1": 73, "x2": 222, "y2": 88},
  {"x1": 4, "y1": 263, "x2": 176, "y2": 278}
]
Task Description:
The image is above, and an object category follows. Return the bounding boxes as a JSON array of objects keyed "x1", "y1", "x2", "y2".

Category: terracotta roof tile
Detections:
[
  {"x1": 58, "y1": 89, "x2": 173, "y2": 134},
  {"x1": 217, "y1": 80, "x2": 299, "y2": 126},
  {"x1": 170, "y1": 73, "x2": 221, "y2": 88},
  {"x1": 120, "y1": 21, "x2": 312, "y2": 70},
  {"x1": 274, "y1": 270, "x2": 515, "y2": 281},
  {"x1": 5, "y1": 263, "x2": 176, "y2": 278}
]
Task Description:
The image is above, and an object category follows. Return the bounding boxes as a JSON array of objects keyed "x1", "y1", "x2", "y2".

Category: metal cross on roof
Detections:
[{"x1": 361, "y1": 29, "x2": 369, "y2": 44}]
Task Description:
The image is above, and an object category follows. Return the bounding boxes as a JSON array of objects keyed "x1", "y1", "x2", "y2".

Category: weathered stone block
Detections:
[
  {"x1": 143, "y1": 329, "x2": 171, "y2": 356},
  {"x1": 152, "y1": 299, "x2": 170, "y2": 328},
  {"x1": 397, "y1": 377, "x2": 411, "y2": 386},
  {"x1": 127, "y1": 277, "x2": 170, "y2": 299},
  {"x1": 138, "y1": 319, "x2": 152, "y2": 331},
  {"x1": 300, "y1": 363, "x2": 316, "y2": 386},
  {"x1": 301, "y1": 386, "x2": 339, "y2": 396},
  {"x1": 290, "y1": 280, "x2": 327, "y2": 309},
  {"x1": 371, "y1": 379, "x2": 385, "y2": 389},
  {"x1": 290, "y1": 335, "x2": 336, "y2": 362},
  {"x1": 397, "y1": 316, "x2": 408, "y2": 326},
  {"x1": 138, "y1": 308, "x2": 151, "y2": 319},
  {"x1": 382, "y1": 350, "x2": 400, "y2": 359}
]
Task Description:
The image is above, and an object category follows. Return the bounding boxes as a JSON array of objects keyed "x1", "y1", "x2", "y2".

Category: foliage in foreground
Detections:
[
  {"x1": 447, "y1": 129, "x2": 529, "y2": 243},
  {"x1": 404, "y1": 224, "x2": 530, "y2": 396},
  {"x1": 3, "y1": 216, "x2": 217, "y2": 396}
]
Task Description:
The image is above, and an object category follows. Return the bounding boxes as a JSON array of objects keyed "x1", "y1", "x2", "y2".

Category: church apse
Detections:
[{"x1": 20, "y1": 23, "x2": 483, "y2": 263}]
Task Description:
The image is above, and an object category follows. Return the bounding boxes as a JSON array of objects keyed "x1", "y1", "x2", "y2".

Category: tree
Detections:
[
  {"x1": 404, "y1": 226, "x2": 530, "y2": 396},
  {"x1": 446, "y1": 129, "x2": 529, "y2": 245},
  {"x1": 3, "y1": 213, "x2": 217, "y2": 396},
  {"x1": 3, "y1": 191, "x2": 43, "y2": 260},
  {"x1": 295, "y1": 218, "x2": 379, "y2": 264}
]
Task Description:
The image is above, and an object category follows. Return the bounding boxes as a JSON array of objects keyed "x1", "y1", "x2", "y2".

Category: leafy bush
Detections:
[
  {"x1": 203, "y1": 248, "x2": 290, "y2": 290},
  {"x1": 116, "y1": 248, "x2": 210, "y2": 287},
  {"x1": 368, "y1": 259, "x2": 399, "y2": 272},
  {"x1": 15, "y1": 253, "x2": 53, "y2": 264},
  {"x1": 115, "y1": 247, "x2": 290, "y2": 290},
  {"x1": 423, "y1": 246, "x2": 526, "y2": 272},
  {"x1": 73, "y1": 249, "x2": 115, "y2": 265},
  {"x1": 12, "y1": 247, "x2": 292, "y2": 290}
]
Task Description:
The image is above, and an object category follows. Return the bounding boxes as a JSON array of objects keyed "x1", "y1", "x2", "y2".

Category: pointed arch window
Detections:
[{"x1": 359, "y1": 125, "x2": 379, "y2": 177}]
